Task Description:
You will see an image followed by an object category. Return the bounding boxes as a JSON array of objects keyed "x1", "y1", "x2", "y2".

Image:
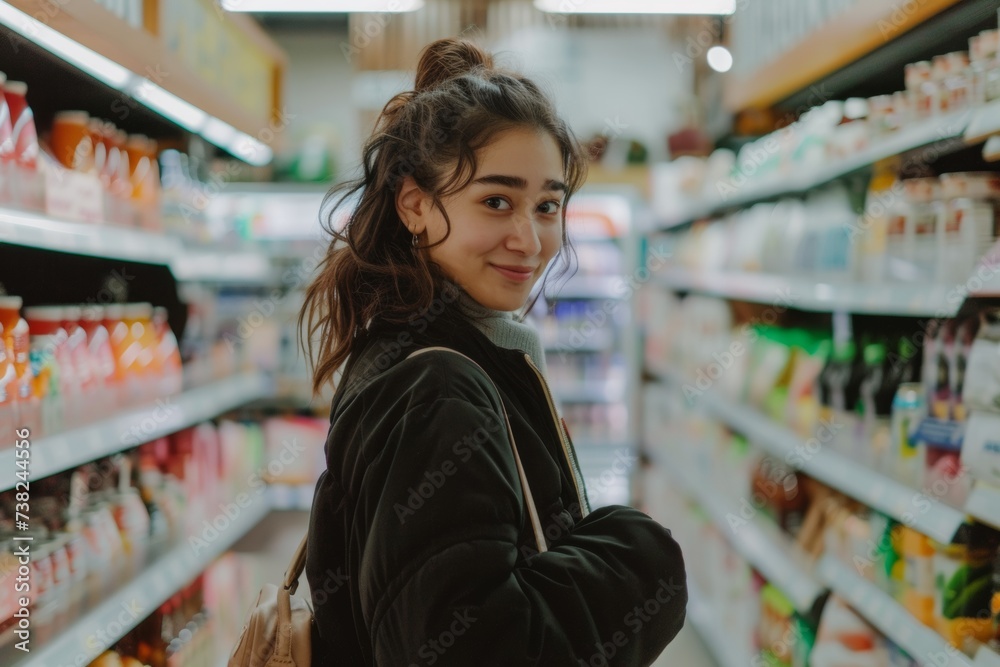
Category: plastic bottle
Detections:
[
  {"x1": 126, "y1": 136, "x2": 160, "y2": 230},
  {"x1": 857, "y1": 341, "x2": 890, "y2": 467},
  {"x1": 0, "y1": 320, "x2": 14, "y2": 440},
  {"x1": 153, "y1": 307, "x2": 182, "y2": 397},
  {"x1": 0, "y1": 296, "x2": 39, "y2": 436},
  {"x1": 3, "y1": 81, "x2": 38, "y2": 170},
  {"x1": 80, "y1": 305, "x2": 117, "y2": 421},
  {"x1": 49, "y1": 111, "x2": 95, "y2": 172},
  {"x1": 819, "y1": 338, "x2": 860, "y2": 456},
  {"x1": 121, "y1": 303, "x2": 157, "y2": 404},
  {"x1": 62, "y1": 306, "x2": 95, "y2": 427},
  {"x1": 103, "y1": 304, "x2": 131, "y2": 409},
  {"x1": 3, "y1": 80, "x2": 41, "y2": 210},
  {"x1": 0, "y1": 72, "x2": 15, "y2": 204},
  {"x1": 24, "y1": 307, "x2": 65, "y2": 435}
]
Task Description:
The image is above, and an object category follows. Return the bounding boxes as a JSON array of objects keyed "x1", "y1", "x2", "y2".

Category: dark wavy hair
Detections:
[{"x1": 299, "y1": 37, "x2": 588, "y2": 394}]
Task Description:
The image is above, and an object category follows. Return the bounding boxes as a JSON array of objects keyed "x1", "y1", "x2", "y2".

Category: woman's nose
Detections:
[{"x1": 508, "y1": 210, "x2": 542, "y2": 255}]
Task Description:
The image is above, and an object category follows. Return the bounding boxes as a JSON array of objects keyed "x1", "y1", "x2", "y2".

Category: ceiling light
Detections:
[
  {"x1": 220, "y1": 0, "x2": 424, "y2": 12},
  {"x1": 534, "y1": 0, "x2": 735, "y2": 14},
  {"x1": 0, "y1": 1, "x2": 274, "y2": 166},
  {"x1": 707, "y1": 45, "x2": 733, "y2": 73}
]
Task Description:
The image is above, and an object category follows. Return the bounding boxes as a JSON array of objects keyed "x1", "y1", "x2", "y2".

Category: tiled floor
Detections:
[{"x1": 652, "y1": 623, "x2": 717, "y2": 667}]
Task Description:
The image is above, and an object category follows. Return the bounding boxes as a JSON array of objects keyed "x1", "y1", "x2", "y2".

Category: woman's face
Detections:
[{"x1": 420, "y1": 127, "x2": 566, "y2": 311}]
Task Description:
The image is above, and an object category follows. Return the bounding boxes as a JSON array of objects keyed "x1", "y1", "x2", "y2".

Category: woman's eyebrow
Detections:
[{"x1": 472, "y1": 174, "x2": 568, "y2": 192}]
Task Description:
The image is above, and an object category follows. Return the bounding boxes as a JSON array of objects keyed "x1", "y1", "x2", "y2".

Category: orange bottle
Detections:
[
  {"x1": 125, "y1": 136, "x2": 160, "y2": 230},
  {"x1": 0, "y1": 296, "x2": 38, "y2": 436},
  {"x1": 49, "y1": 110, "x2": 94, "y2": 172},
  {"x1": 0, "y1": 319, "x2": 14, "y2": 443},
  {"x1": 80, "y1": 305, "x2": 117, "y2": 420},
  {"x1": 120, "y1": 303, "x2": 158, "y2": 404},
  {"x1": 102, "y1": 304, "x2": 129, "y2": 408}
]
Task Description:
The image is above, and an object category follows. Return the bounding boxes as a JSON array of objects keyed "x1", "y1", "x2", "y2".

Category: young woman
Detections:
[{"x1": 300, "y1": 38, "x2": 687, "y2": 666}]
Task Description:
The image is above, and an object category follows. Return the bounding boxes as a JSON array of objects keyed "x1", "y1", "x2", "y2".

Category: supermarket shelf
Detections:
[
  {"x1": 170, "y1": 250, "x2": 278, "y2": 285},
  {"x1": 545, "y1": 276, "x2": 627, "y2": 301},
  {"x1": 666, "y1": 464, "x2": 823, "y2": 614},
  {"x1": 965, "y1": 98, "x2": 1000, "y2": 144},
  {"x1": 0, "y1": 206, "x2": 278, "y2": 284},
  {"x1": 655, "y1": 269, "x2": 956, "y2": 317},
  {"x1": 659, "y1": 107, "x2": 973, "y2": 229},
  {"x1": 966, "y1": 482, "x2": 1000, "y2": 532},
  {"x1": 686, "y1": 581, "x2": 750, "y2": 667},
  {"x1": 2, "y1": 373, "x2": 272, "y2": 491},
  {"x1": 542, "y1": 332, "x2": 616, "y2": 353},
  {"x1": 268, "y1": 483, "x2": 316, "y2": 511},
  {"x1": 818, "y1": 555, "x2": 975, "y2": 667},
  {"x1": 0, "y1": 206, "x2": 181, "y2": 265},
  {"x1": 553, "y1": 383, "x2": 625, "y2": 404},
  {"x1": 10, "y1": 494, "x2": 272, "y2": 667},
  {"x1": 656, "y1": 269, "x2": 961, "y2": 317},
  {"x1": 658, "y1": 371, "x2": 967, "y2": 545},
  {"x1": 975, "y1": 646, "x2": 1000, "y2": 667}
]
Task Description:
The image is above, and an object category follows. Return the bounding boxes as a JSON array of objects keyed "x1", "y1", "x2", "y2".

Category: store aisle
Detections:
[{"x1": 652, "y1": 622, "x2": 716, "y2": 667}]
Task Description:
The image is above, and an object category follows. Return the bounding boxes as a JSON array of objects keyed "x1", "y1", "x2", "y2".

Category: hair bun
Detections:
[{"x1": 415, "y1": 38, "x2": 493, "y2": 92}]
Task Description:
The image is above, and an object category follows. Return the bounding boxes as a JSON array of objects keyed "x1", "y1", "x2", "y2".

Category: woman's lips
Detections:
[{"x1": 491, "y1": 264, "x2": 535, "y2": 282}]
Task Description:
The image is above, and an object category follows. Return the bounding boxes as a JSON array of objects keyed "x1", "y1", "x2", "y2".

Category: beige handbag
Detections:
[{"x1": 227, "y1": 346, "x2": 547, "y2": 667}]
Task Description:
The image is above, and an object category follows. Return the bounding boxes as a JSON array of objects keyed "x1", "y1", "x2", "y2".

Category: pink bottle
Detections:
[
  {"x1": 61, "y1": 306, "x2": 95, "y2": 427},
  {"x1": 3, "y1": 80, "x2": 41, "y2": 210},
  {"x1": 80, "y1": 305, "x2": 117, "y2": 419},
  {"x1": 153, "y1": 307, "x2": 183, "y2": 398},
  {"x1": 0, "y1": 72, "x2": 14, "y2": 204}
]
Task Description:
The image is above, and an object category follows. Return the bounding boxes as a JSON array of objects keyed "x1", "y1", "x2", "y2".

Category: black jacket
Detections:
[{"x1": 306, "y1": 299, "x2": 687, "y2": 666}]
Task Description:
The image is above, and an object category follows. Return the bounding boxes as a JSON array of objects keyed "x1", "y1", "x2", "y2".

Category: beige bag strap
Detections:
[
  {"x1": 280, "y1": 345, "x2": 550, "y2": 589},
  {"x1": 283, "y1": 532, "x2": 309, "y2": 594},
  {"x1": 408, "y1": 346, "x2": 548, "y2": 554}
]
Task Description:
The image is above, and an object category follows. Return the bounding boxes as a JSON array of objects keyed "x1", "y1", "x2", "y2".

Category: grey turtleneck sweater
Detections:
[{"x1": 445, "y1": 279, "x2": 549, "y2": 375}]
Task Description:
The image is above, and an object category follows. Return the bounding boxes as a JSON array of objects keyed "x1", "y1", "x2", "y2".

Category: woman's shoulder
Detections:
[{"x1": 342, "y1": 338, "x2": 504, "y2": 416}]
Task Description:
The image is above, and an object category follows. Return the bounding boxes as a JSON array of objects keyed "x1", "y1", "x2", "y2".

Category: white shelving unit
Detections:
[
  {"x1": 655, "y1": 269, "x2": 958, "y2": 317},
  {"x1": 665, "y1": 463, "x2": 823, "y2": 614},
  {"x1": 2, "y1": 373, "x2": 272, "y2": 491},
  {"x1": 659, "y1": 107, "x2": 974, "y2": 229},
  {"x1": 686, "y1": 581, "x2": 751, "y2": 667},
  {"x1": 542, "y1": 191, "x2": 643, "y2": 509},
  {"x1": 0, "y1": 206, "x2": 276, "y2": 285},
  {"x1": 818, "y1": 555, "x2": 976, "y2": 667},
  {"x1": 975, "y1": 646, "x2": 1000, "y2": 667},
  {"x1": 966, "y1": 482, "x2": 1000, "y2": 532},
  {"x1": 8, "y1": 495, "x2": 272, "y2": 667},
  {"x1": 658, "y1": 371, "x2": 967, "y2": 544},
  {"x1": 545, "y1": 275, "x2": 628, "y2": 301},
  {"x1": 552, "y1": 382, "x2": 625, "y2": 404}
]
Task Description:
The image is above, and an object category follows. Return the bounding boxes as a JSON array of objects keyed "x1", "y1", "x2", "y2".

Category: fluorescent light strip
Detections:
[
  {"x1": 0, "y1": 2, "x2": 133, "y2": 88},
  {"x1": 221, "y1": 0, "x2": 424, "y2": 12},
  {"x1": 534, "y1": 0, "x2": 736, "y2": 14},
  {"x1": 0, "y1": 1, "x2": 273, "y2": 166}
]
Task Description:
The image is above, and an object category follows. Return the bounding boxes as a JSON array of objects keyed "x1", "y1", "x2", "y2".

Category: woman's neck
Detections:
[{"x1": 445, "y1": 279, "x2": 548, "y2": 374}]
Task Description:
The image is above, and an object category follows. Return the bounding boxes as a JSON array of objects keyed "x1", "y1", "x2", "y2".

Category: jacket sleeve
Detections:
[{"x1": 359, "y1": 359, "x2": 687, "y2": 667}]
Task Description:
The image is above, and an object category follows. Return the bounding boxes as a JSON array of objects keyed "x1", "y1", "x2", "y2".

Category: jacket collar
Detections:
[{"x1": 330, "y1": 297, "x2": 528, "y2": 413}]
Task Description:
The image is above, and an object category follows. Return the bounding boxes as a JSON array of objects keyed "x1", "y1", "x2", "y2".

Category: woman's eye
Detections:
[
  {"x1": 538, "y1": 201, "x2": 561, "y2": 215},
  {"x1": 484, "y1": 197, "x2": 512, "y2": 210}
]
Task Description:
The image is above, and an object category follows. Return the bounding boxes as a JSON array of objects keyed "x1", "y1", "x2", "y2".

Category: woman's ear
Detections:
[{"x1": 395, "y1": 176, "x2": 428, "y2": 235}]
